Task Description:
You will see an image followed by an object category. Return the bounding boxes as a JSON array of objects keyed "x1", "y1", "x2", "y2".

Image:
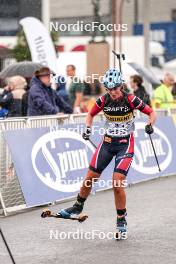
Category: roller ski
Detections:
[
  {"x1": 115, "y1": 215, "x2": 128, "y2": 240},
  {"x1": 41, "y1": 196, "x2": 88, "y2": 223},
  {"x1": 41, "y1": 208, "x2": 88, "y2": 223}
]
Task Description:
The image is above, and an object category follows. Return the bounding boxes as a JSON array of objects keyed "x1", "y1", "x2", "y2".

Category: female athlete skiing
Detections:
[{"x1": 57, "y1": 69, "x2": 156, "y2": 239}]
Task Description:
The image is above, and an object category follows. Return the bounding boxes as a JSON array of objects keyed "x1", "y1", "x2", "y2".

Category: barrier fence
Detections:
[
  {"x1": 0, "y1": 109, "x2": 176, "y2": 216},
  {"x1": 0, "y1": 113, "x2": 105, "y2": 216}
]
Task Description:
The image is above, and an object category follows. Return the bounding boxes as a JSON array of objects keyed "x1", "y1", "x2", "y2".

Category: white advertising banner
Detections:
[{"x1": 20, "y1": 17, "x2": 57, "y2": 73}]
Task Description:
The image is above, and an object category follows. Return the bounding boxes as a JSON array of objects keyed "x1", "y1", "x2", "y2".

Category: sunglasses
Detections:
[{"x1": 106, "y1": 86, "x2": 121, "y2": 92}]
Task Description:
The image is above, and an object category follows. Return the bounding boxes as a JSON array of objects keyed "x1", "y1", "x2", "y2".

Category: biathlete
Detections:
[{"x1": 57, "y1": 69, "x2": 156, "y2": 238}]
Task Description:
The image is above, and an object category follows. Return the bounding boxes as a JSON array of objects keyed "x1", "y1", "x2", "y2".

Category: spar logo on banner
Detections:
[
  {"x1": 132, "y1": 122, "x2": 172, "y2": 174},
  {"x1": 31, "y1": 130, "x2": 94, "y2": 192}
]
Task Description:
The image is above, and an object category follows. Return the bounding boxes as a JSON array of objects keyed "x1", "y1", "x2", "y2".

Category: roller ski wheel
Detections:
[
  {"x1": 115, "y1": 230, "x2": 128, "y2": 240},
  {"x1": 76, "y1": 213, "x2": 88, "y2": 223},
  {"x1": 41, "y1": 209, "x2": 51, "y2": 218},
  {"x1": 41, "y1": 208, "x2": 88, "y2": 223}
]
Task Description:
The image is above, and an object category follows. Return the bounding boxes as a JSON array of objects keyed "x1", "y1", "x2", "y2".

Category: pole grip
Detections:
[{"x1": 112, "y1": 51, "x2": 125, "y2": 74}]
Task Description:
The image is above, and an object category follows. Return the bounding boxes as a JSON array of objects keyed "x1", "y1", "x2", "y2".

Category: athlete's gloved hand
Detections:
[
  {"x1": 145, "y1": 124, "x2": 154, "y2": 134},
  {"x1": 82, "y1": 126, "x2": 91, "y2": 140}
]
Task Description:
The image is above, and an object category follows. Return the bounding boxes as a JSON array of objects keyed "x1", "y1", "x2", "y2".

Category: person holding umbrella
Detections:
[{"x1": 0, "y1": 76, "x2": 27, "y2": 117}]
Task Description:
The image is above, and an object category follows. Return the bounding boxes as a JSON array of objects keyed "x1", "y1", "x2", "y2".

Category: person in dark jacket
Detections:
[
  {"x1": 55, "y1": 75, "x2": 69, "y2": 103},
  {"x1": 21, "y1": 77, "x2": 32, "y2": 116},
  {"x1": 130, "y1": 75, "x2": 151, "y2": 106},
  {"x1": 27, "y1": 67, "x2": 72, "y2": 116},
  {"x1": 21, "y1": 84, "x2": 30, "y2": 116}
]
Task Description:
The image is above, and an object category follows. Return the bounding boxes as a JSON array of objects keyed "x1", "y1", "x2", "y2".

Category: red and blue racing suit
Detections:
[{"x1": 89, "y1": 92, "x2": 153, "y2": 176}]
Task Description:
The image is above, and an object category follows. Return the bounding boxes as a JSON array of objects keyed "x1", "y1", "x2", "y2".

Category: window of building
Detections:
[{"x1": 171, "y1": 9, "x2": 176, "y2": 21}]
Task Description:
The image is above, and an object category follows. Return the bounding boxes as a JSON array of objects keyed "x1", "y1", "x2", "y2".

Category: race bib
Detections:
[{"x1": 105, "y1": 119, "x2": 135, "y2": 137}]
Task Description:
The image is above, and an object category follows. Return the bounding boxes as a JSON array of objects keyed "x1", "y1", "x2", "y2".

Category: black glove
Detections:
[
  {"x1": 82, "y1": 126, "x2": 91, "y2": 140},
  {"x1": 145, "y1": 124, "x2": 154, "y2": 134}
]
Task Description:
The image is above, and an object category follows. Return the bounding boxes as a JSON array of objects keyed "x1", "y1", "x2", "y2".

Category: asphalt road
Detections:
[{"x1": 0, "y1": 176, "x2": 176, "y2": 264}]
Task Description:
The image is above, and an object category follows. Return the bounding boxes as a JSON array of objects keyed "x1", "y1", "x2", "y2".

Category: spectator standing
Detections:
[
  {"x1": 66, "y1": 64, "x2": 85, "y2": 113},
  {"x1": 0, "y1": 76, "x2": 27, "y2": 117},
  {"x1": 0, "y1": 87, "x2": 8, "y2": 118},
  {"x1": 55, "y1": 75, "x2": 69, "y2": 103},
  {"x1": 154, "y1": 73, "x2": 175, "y2": 109},
  {"x1": 21, "y1": 83, "x2": 30, "y2": 116},
  {"x1": 83, "y1": 78, "x2": 102, "y2": 96},
  {"x1": 171, "y1": 82, "x2": 176, "y2": 100},
  {"x1": 27, "y1": 67, "x2": 72, "y2": 116},
  {"x1": 130, "y1": 75, "x2": 151, "y2": 106},
  {"x1": 81, "y1": 79, "x2": 103, "y2": 113}
]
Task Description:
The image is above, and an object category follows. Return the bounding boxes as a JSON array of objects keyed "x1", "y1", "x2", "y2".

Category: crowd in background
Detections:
[{"x1": 0, "y1": 64, "x2": 176, "y2": 119}]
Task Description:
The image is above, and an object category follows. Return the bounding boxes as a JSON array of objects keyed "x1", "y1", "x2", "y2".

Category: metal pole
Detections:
[
  {"x1": 118, "y1": 0, "x2": 125, "y2": 53},
  {"x1": 134, "y1": 0, "x2": 139, "y2": 24},
  {"x1": 112, "y1": 0, "x2": 117, "y2": 68},
  {"x1": 143, "y1": 0, "x2": 150, "y2": 68},
  {"x1": 42, "y1": 0, "x2": 50, "y2": 30}
]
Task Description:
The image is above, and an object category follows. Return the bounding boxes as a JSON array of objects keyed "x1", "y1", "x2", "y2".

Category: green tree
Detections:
[
  {"x1": 12, "y1": 29, "x2": 59, "y2": 62},
  {"x1": 12, "y1": 30, "x2": 31, "y2": 61},
  {"x1": 50, "y1": 29, "x2": 59, "y2": 48}
]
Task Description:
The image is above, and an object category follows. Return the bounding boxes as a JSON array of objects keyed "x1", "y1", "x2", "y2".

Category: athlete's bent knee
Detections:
[{"x1": 83, "y1": 169, "x2": 101, "y2": 188}]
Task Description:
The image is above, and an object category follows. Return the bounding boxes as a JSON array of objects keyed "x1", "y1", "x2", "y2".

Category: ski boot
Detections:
[
  {"x1": 58, "y1": 201, "x2": 84, "y2": 219},
  {"x1": 57, "y1": 194, "x2": 86, "y2": 219},
  {"x1": 115, "y1": 215, "x2": 128, "y2": 240}
]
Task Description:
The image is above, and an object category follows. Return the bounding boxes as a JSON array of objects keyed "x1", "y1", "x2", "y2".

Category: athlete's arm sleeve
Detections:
[
  {"x1": 90, "y1": 96, "x2": 105, "y2": 117},
  {"x1": 128, "y1": 94, "x2": 153, "y2": 115}
]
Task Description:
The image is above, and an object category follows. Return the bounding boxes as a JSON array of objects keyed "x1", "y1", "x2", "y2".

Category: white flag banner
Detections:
[{"x1": 20, "y1": 17, "x2": 57, "y2": 73}]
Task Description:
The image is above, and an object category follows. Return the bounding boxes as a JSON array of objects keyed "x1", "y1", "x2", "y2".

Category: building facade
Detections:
[{"x1": 0, "y1": 0, "x2": 41, "y2": 36}]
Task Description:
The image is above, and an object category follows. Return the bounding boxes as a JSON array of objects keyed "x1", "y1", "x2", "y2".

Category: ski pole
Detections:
[
  {"x1": 0, "y1": 228, "x2": 16, "y2": 264},
  {"x1": 88, "y1": 138, "x2": 97, "y2": 149},
  {"x1": 148, "y1": 134, "x2": 161, "y2": 172}
]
